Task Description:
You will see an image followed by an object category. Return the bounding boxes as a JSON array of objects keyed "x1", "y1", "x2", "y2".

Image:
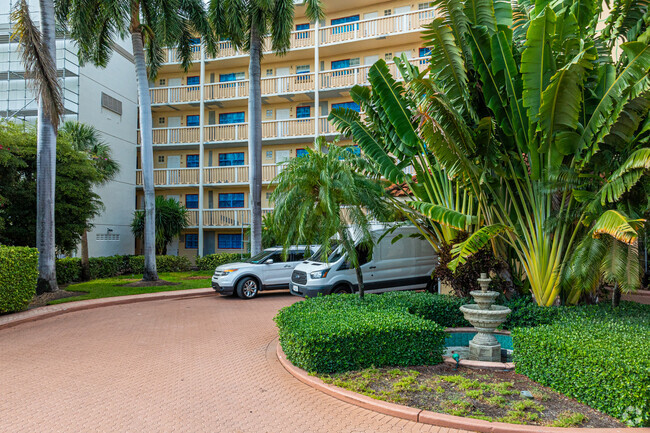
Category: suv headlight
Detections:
[
  {"x1": 215, "y1": 269, "x2": 238, "y2": 277},
  {"x1": 310, "y1": 269, "x2": 330, "y2": 279}
]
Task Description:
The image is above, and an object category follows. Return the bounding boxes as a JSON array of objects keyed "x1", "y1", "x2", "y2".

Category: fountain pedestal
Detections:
[{"x1": 459, "y1": 274, "x2": 511, "y2": 362}]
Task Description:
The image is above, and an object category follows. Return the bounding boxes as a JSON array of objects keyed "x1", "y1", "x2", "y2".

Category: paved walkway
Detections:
[{"x1": 0, "y1": 291, "x2": 473, "y2": 433}]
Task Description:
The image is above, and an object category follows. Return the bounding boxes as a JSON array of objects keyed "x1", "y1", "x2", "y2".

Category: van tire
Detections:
[
  {"x1": 332, "y1": 285, "x2": 352, "y2": 294},
  {"x1": 236, "y1": 277, "x2": 259, "y2": 299}
]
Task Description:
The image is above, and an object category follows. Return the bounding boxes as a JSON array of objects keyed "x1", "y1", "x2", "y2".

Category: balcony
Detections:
[
  {"x1": 149, "y1": 59, "x2": 426, "y2": 106},
  {"x1": 160, "y1": 9, "x2": 434, "y2": 64},
  {"x1": 135, "y1": 168, "x2": 200, "y2": 186},
  {"x1": 136, "y1": 165, "x2": 280, "y2": 187},
  {"x1": 186, "y1": 210, "x2": 199, "y2": 227},
  {"x1": 203, "y1": 209, "x2": 273, "y2": 228},
  {"x1": 204, "y1": 164, "x2": 278, "y2": 185}
]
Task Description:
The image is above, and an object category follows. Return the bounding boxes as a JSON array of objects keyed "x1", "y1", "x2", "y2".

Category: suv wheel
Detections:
[{"x1": 236, "y1": 277, "x2": 259, "y2": 299}]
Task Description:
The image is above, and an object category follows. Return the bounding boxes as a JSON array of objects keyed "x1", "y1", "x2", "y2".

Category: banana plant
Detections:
[{"x1": 330, "y1": 0, "x2": 650, "y2": 306}]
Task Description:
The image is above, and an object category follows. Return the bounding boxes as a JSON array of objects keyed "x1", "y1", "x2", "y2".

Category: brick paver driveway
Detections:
[{"x1": 1, "y1": 292, "x2": 472, "y2": 433}]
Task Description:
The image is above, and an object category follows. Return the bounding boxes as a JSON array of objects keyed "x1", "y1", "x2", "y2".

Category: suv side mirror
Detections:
[{"x1": 265, "y1": 259, "x2": 274, "y2": 264}]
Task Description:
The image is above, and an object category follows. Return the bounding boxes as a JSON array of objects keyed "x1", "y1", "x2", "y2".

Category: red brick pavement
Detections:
[{"x1": 0, "y1": 292, "x2": 475, "y2": 433}]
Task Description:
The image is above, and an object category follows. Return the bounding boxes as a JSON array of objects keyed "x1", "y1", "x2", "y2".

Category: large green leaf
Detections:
[
  {"x1": 602, "y1": 94, "x2": 650, "y2": 150},
  {"x1": 578, "y1": 41, "x2": 650, "y2": 158},
  {"x1": 367, "y1": 60, "x2": 421, "y2": 153},
  {"x1": 600, "y1": 148, "x2": 650, "y2": 203},
  {"x1": 421, "y1": 19, "x2": 471, "y2": 116},
  {"x1": 464, "y1": 0, "x2": 497, "y2": 34},
  {"x1": 348, "y1": 120, "x2": 408, "y2": 185},
  {"x1": 449, "y1": 224, "x2": 513, "y2": 271},
  {"x1": 521, "y1": 7, "x2": 557, "y2": 124},
  {"x1": 408, "y1": 201, "x2": 475, "y2": 230},
  {"x1": 537, "y1": 48, "x2": 595, "y2": 155}
]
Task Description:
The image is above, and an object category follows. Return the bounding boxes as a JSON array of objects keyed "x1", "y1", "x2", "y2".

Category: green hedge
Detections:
[
  {"x1": 196, "y1": 253, "x2": 249, "y2": 271},
  {"x1": 275, "y1": 293, "x2": 447, "y2": 374},
  {"x1": 0, "y1": 246, "x2": 38, "y2": 313},
  {"x1": 127, "y1": 255, "x2": 192, "y2": 273},
  {"x1": 56, "y1": 254, "x2": 192, "y2": 285},
  {"x1": 513, "y1": 319, "x2": 650, "y2": 426}
]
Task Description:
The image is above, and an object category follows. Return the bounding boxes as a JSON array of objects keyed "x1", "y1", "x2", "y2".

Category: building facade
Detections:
[
  {"x1": 0, "y1": 0, "x2": 138, "y2": 257},
  {"x1": 138, "y1": 0, "x2": 435, "y2": 260}
]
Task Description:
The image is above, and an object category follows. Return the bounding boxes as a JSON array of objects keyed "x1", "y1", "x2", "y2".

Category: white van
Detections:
[{"x1": 289, "y1": 225, "x2": 437, "y2": 297}]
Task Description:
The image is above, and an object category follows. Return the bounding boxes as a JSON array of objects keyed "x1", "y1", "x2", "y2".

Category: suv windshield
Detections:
[{"x1": 245, "y1": 251, "x2": 272, "y2": 264}]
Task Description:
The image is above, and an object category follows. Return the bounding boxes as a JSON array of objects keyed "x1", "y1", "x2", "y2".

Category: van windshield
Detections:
[
  {"x1": 245, "y1": 251, "x2": 272, "y2": 264},
  {"x1": 310, "y1": 242, "x2": 343, "y2": 263}
]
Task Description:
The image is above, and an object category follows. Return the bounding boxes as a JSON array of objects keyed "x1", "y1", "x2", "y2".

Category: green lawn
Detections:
[{"x1": 50, "y1": 271, "x2": 214, "y2": 304}]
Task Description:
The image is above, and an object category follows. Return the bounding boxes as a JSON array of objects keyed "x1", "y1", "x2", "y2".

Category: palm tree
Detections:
[
  {"x1": 59, "y1": 121, "x2": 120, "y2": 281},
  {"x1": 210, "y1": 0, "x2": 324, "y2": 255},
  {"x1": 331, "y1": 0, "x2": 650, "y2": 306},
  {"x1": 12, "y1": 0, "x2": 64, "y2": 293},
  {"x1": 270, "y1": 139, "x2": 392, "y2": 298},
  {"x1": 56, "y1": 0, "x2": 215, "y2": 281},
  {"x1": 131, "y1": 196, "x2": 190, "y2": 255}
]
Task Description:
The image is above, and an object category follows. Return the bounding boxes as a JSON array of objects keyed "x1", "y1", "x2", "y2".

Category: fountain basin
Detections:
[{"x1": 460, "y1": 304, "x2": 512, "y2": 362}]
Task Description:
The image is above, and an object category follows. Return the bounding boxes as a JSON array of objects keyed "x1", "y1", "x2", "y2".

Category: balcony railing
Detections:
[
  {"x1": 150, "y1": 59, "x2": 427, "y2": 105},
  {"x1": 203, "y1": 209, "x2": 273, "y2": 227},
  {"x1": 142, "y1": 117, "x2": 336, "y2": 146},
  {"x1": 135, "y1": 168, "x2": 200, "y2": 186},
  {"x1": 137, "y1": 165, "x2": 281, "y2": 187},
  {"x1": 186, "y1": 210, "x2": 199, "y2": 226},
  {"x1": 319, "y1": 9, "x2": 434, "y2": 45},
  {"x1": 160, "y1": 9, "x2": 433, "y2": 64}
]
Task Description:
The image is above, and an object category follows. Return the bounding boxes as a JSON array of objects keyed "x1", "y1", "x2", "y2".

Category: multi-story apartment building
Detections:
[
  {"x1": 137, "y1": 1, "x2": 436, "y2": 260},
  {"x1": 1, "y1": 0, "x2": 138, "y2": 257}
]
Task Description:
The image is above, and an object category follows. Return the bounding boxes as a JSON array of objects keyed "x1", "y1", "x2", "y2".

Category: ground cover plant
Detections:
[
  {"x1": 319, "y1": 365, "x2": 623, "y2": 428},
  {"x1": 0, "y1": 246, "x2": 38, "y2": 313}
]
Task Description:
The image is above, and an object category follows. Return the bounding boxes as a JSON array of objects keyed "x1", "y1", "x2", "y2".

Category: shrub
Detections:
[
  {"x1": 127, "y1": 255, "x2": 191, "y2": 273},
  {"x1": 196, "y1": 253, "x2": 249, "y2": 271},
  {"x1": 0, "y1": 246, "x2": 38, "y2": 313},
  {"x1": 513, "y1": 319, "x2": 650, "y2": 426},
  {"x1": 56, "y1": 257, "x2": 81, "y2": 285},
  {"x1": 366, "y1": 291, "x2": 471, "y2": 328},
  {"x1": 502, "y1": 297, "x2": 565, "y2": 329},
  {"x1": 88, "y1": 255, "x2": 129, "y2": 279},
  {"x1": 276, "y1": 294, "x2": 446, "y2": 374}
]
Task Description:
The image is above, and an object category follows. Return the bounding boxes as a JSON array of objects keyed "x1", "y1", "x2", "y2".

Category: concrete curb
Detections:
[
  {"x1": 0, "y1": 288, "x2": 214, "y2": 331},
  {"x1": 276, "y1": 342, "x2": 644, "y2": 433}
]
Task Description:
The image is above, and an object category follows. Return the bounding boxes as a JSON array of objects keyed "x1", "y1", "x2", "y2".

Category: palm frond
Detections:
[
  {"x1": 449, "y1": 224, "x2": 513, "y2": 271},
  {"x1": 408, "y1": 201, "x2": 475, "y2": 230},
  {"x1": 11, "y1": 0, "x2": 63, "y2": 126},
  {"x1": 591, "y1": 209, "x2": 645, "y2": 244}
]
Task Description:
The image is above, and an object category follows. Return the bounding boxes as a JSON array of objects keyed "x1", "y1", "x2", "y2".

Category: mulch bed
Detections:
[
  {"x1": 118, "y1": 280, "x2": 180, "y2": 288},
  {"x1": 29, "y1": 290, "x2": 87, "y2": 308},
  {"x1": 320, "y1": 364, "x2": 624, "y2": 428}
]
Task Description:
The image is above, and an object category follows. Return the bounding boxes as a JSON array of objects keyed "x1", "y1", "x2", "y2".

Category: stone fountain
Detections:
[{"x1": 459, "y1": 273, "x2": 511, "y2": 362}]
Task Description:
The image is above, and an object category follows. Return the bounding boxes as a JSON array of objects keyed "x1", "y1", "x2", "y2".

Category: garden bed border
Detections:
[{"x1": 276, "y1": 340, "x2": 637, "y2": 433}]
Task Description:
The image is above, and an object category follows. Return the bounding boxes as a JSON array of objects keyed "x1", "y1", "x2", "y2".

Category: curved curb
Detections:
[
  {"x1": 0, "y1": 288, "x2": 214, "y2": 331},
  {"x1": 276, "y1": 342, "x2": 641, "y2": 433}
]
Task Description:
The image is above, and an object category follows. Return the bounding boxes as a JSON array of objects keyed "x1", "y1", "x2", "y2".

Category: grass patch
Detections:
[
  {"x1": 49, "y1": 271, "x2": 214, "y2": 304},
  {"x1": 550, "y1": 411, "x2": 587, "y2": 427}
]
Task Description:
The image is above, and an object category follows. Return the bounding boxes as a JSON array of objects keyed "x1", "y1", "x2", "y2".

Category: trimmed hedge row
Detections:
[
  {"x1": 0, "y1": 246, "x2": 38, "y2": 313},
  {"x1": 513, "y1": 318, "x2": 650, "y2": 426},
  {"x1": 196, "y1": 253, "x2": 249, "y2": 271},
  {"x1": 55, "y1": 255, "x2": 192, "y2": 285},
  {"x1": 275, "y1": 293, "x2": 448, "y2": 374}
]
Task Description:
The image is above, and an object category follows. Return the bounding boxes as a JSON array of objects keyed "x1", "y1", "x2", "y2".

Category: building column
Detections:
[
  {"x1": 314, "y1": 18, "x2": 320, "y2": 138},
  {"x1": 198, "y1": 46, "x2": 206, "y2": 256}
]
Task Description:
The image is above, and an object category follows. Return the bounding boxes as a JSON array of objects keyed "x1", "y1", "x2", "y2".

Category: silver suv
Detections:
[{"x1": 211, "y1": 246, "x2": 318, "y2": 299}]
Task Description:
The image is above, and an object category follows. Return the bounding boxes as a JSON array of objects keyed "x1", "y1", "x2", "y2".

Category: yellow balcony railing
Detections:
[
  {"x1": 202, "y1": 164, "x2": 278, "y2": 185},
  {"x1": 135, "y1": 168, "x2": 200, "y2": 186},
  {"x1": 186, "y1": 210, "x2": 199, "y2": 226},
  {"x1": 203, "y1": 208, "x2": 274, "y2": 227}
]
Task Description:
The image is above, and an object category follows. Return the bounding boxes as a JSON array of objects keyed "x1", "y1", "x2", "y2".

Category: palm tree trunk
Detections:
[
  {"x1": 130, "y1": 26, "x2": 158, "y2": 281},
  {"x1": 248, "y1": 27, "x2": 263, "y2": 256},
  {"x1": 80, "y1": 229, "x2": 90, "y2": 281},
  {"x1": 35, "y1": 0, "x2": 58, "y2": 294},
  {"x1": 355, "y1": 266, "x2": 365, "y2": 299},
  {"x1": 611, "y1": 282, "x2": 621, "y2": 308}
]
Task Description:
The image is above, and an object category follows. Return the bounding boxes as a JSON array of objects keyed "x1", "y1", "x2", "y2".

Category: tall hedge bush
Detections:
[
  {"x1": 196, "y1": 253, "x2": 249, "y2": 271},
  {"x1": 513, "y1": 319, "x2": 650, "y2": 426},
  {"x1": 276, "y1": 295, "x2": 446, "y2": 374},
  {"x1": 0, "y1": 246, "x2": 38, "y2": 313}
]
